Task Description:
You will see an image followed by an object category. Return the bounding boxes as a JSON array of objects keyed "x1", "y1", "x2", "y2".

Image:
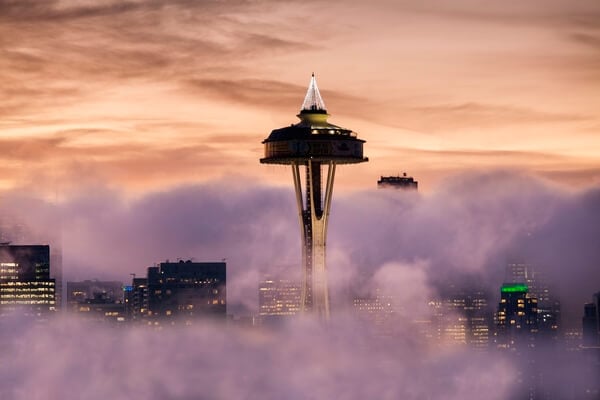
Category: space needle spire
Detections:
[
  {"x1": 260, "y1": 75, "x2": 368, "y2": 320},
  {"x1": 301, "y1": 73, "x2": 327, "y2": 112}
]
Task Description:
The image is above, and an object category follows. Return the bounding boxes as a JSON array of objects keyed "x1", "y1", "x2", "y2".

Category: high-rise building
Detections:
[
  {"x1": 506, "y1": 262, "x2": 529, "y2": 284},
  {"x1": 495, "y1": 283, "x2": 538, "y2": 351},
  {"x1": 72, "y1": 292, "x2": 127, "y2": 323},
  {"x1": 146, "y1": 260, "x2": 226, "y2": 324},
  {"x1": 428, "y1": 288, "x2": 491, "y2": 350},
  {"x1": 260, "y1": 74, "x2": 368, "y2": 320},
  {"x1": 353, "y1": 290, "x2": 396, "y2": 336},
  {"x1": 0, "y1": 216, "x2": 63, "y2": 310},
  {"x1": 258, "y1": 278, "x2": 301, "y2": 321},
  {"x1": 563, "y1": 328, "x2": 583, "y2": 352},
  {"x1": 377, "y1": 173, "x2": 418, "y2": 190},
  {"x1": 506, "y1": 262, "x2": 560, "y2": 340},
  {"x1": 0, "y1": 244, "x2": 56, "y2": 317},
  {"x1": 50, "y1": 244, "x2": 63, "y2": 310},
  {"x1": 582, "y1": 292, "x2": 600, "y2": 347},
  {"x1": 125, "y1": 277, "x2": 148, "y2": 323},
  {"x1": 66, "y1": 280, "x2": 126, "y2": 323},
  {"x1": 66, "y1": 280, "x2": 124, "y2": 311},
  {"x1": 579, "y1": 292, "x2": 600, "y2": 399}
]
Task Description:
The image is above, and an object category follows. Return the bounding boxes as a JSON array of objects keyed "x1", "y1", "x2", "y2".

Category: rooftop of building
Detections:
[{"x1": 501, "y1": 283, "x2": 529, "y2": 293}]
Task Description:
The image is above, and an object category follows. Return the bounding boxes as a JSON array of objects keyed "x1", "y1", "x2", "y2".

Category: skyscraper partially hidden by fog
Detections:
[
  {"x1": 429, "y1": 287, "x2": 491, "y2": 350},
  {"x1": 0, "y1": 244, "x2": 56, "y2": 317},
  {"x1": 0, "y1": 215, "x2": 63, "y2": 310},
  {"x1": 495, "y1": 283, "x2": 538, "y2": 351},
  {"x1": 506, "y1": 262, "x2": 560, "y2": 340},
  {"x1": 260, "y1": 74, "x2": 368, "y2": 320},
  {"x1": 258, "y1": 278, "x2": 301, "y2": 324},
  {"x1": 125, "y1": 277, "x2": 149, "y2": 323},
  {"x1": 146, "y1": 260, "x2": 226, "y2": 324},
  {"x1": 67, "y1": 280, "x2": 124, "y2": 311},
  {"x1": 67, "y1": 280, "x2": 126, "y2": 323},
  {"x1": 353, "y1": 290, "x2": 396, "y2": 337},
  {"x1": 582, "y1": 292, "x2": 600, "y2": 347},
  {"x1": 377, "y1": 173, "x2": 418, "y2": 190}
]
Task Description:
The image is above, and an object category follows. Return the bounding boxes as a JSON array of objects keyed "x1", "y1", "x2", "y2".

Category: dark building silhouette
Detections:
[
  {"x1": 377, "y1": 173, "x2": 418, "y2": 190},
  {"x1": 67, "y1": 280, "x2": 126, "y2": 323},
  {"x1": 580, "y1": 292, "x2": 600, "y2": 399},
  {"x1": 582, "y1": 292, "x2": 600, "y2": 347},
  {"x1": 496, "y1": 283, "x2": 538, "y2": 351},
  {"x1": 73, "y1": 292, "x2": 127, "y2": 323},
  {"x1": 66, "y1": 280, "x2": 124, "y2": 311},
  {"x1": 495, "y1": 283, "x2": 542, "y2": 399},
  {"x1": 0, "y1": 216, "x2": 63, "y2": 310},
  {"x1": 125, "y1": 277, "x2": 149, "y2": 323},
  {"x1": 506, "y1": 262, "x2": 560, "y2": 340},
  {"x1": 0, "y1": 244, "x2": 56, "y2": 317},
  {"x1": 146, "y1": 260, "x2": 226, "y2": 324}
]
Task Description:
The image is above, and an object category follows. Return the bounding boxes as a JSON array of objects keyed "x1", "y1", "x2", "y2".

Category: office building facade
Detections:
[
  {"x1": 259, "y1": 278, "x2": 301, "y2": 321},
  {"x1": 66, "y1": 280, "x2": 124, "y2": 311},
  {"x1": 125, "y1": 277, "x2": 149, "y2": 323},
  {"x1": 146, "y1": 260, "x2": 226, "y2": 324},
  {"x1": 0, "y1": 244, "x2": 56, "y2": 317},
  {"x1": 506, "y1": 262, "x2": 560, "y2": 340},
  {"x1": 495, "y1": 283, "x2": 538, "y2": 350},
  {"x1": 428, "y1": 287, "x2": 492, "y2": 349},
  {"x1": 67, "y1": 280, "x2": 126, "y2": 323}
]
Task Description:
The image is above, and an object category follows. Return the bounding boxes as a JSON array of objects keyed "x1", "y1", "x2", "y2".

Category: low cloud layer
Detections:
[
  {"x1": 1, "y1": 170, "x2": 598, "y2": 322},
  {"x1": 1, "y1": 170, "x2": 599, "y2": 398},
  {"x1": 0, "y1": 315, "x2": 517, "y2": 400}
]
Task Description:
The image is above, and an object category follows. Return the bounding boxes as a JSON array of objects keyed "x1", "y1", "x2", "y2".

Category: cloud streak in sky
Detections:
[{"x1": 1, "y1": 0, "x2": 600, "y2": 193}]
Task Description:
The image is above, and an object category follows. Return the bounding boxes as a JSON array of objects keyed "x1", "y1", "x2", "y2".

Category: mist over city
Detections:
[
  {"x1": 1, "y1": 171, "x2": 599, "y2": 319},
  {"x1": 1, "y1": 171, "x2": 599, "y2": 399},
  {"x1": 1, "y1": 0, "x2": 600, "y2": 399}
]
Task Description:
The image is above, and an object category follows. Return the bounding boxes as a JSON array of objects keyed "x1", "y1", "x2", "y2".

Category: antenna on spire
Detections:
[{"x1": 301, "y1": 74, "x2": 326, "y2": 112}]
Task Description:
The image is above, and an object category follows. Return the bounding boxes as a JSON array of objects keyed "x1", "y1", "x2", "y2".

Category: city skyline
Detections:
[
  {"x1": 1, "y1": 165, "x2": 599, "y2": 328},
  {"x1": 1, "y1": 1, "x2": 599, "y2": 399},
  {"x1": 2, "y1": 244, "x2": 598, "y2": 399}
]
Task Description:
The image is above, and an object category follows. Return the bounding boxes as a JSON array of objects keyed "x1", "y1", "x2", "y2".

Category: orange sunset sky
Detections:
[{"x1": 1, "y1": 0, "x2": 599, "y2": 197}]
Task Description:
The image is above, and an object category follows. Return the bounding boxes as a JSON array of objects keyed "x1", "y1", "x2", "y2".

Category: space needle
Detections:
[{"x1": 260, "y1": 74, "x2": 368, "y2": 320}]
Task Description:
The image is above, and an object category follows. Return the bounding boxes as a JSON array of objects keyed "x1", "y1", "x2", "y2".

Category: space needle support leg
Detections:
[
  {"x1": 322, "y1": 161, "x2": 336, "y2": 238},
  {"x1": 292, "y1": 162, "x2": 310, "y2": 313},
  {"x1": 316, "y1": 161, "x2": 335, "y2": 320},
  {"x1": 291, "y1": 162, "x2": 304, "y2": 223},
  {"x1": 305, "y1": 160, "x2": 331, "y2": 320}
]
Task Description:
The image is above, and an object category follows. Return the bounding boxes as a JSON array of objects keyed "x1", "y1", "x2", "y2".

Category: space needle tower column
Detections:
[{"x1": 260, "y1": 75, "x2": 368, "y2": 320}]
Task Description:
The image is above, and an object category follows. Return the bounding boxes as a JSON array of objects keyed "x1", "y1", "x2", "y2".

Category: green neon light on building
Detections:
[{"x1": 501, "y1": 284, "x2": 528, "y2": 293}]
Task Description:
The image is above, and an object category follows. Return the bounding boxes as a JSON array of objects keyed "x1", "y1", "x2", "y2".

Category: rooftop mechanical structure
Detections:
[{"x1": 260, "y1": 75, "x2": 368, "y2": 320}]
